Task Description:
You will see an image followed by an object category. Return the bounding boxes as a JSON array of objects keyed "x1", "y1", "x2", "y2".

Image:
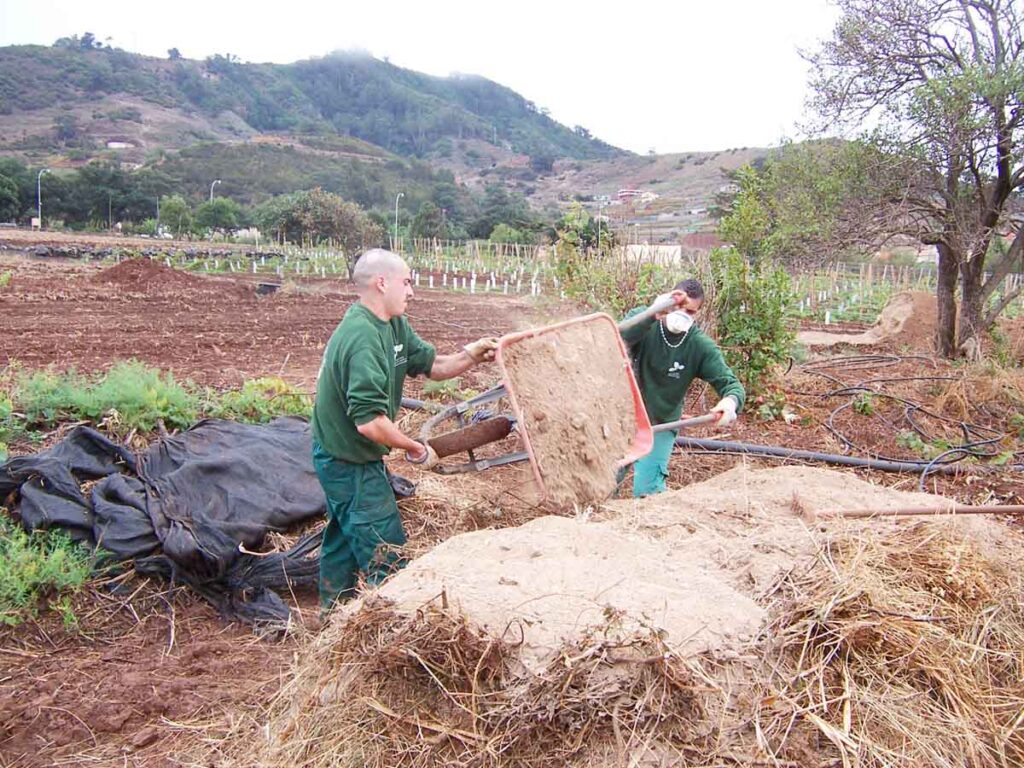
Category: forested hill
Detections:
[{"x1": 0, "y1": 40, "x2": 623, "y2": 163}]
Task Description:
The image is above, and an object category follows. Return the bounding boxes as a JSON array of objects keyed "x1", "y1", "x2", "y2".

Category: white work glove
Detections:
[
  {"x1": 406, "y1": 441, "x2": 439, "y2": 470},
  {"x1": 653, "y1": 290, "x2": 688, "y2": 318},
  {"x1": 463, "y1": 337, "x2": 499, "y2": 363},
  {"x1": 710, "y1": 396, "x2": 738, "y2": 429}
]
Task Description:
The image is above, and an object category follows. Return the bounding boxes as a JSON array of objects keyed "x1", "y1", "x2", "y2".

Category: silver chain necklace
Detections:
[{"x1": 659, "y1": 320, "x2": 688, "y2": 349}]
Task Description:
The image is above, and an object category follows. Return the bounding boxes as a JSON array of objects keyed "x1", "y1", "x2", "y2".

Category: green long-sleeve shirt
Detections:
[
  {"x1": 620, "y1": 307, "x2": 745, "y2": 426},
  {"x1": 312, "y1": 303, "x2": 436, "y2": 463}
]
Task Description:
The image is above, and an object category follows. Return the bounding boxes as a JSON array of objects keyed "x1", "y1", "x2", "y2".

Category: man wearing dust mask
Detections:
[{"x1": 619, "y1": 278, "x2": 745, "y2": 496}]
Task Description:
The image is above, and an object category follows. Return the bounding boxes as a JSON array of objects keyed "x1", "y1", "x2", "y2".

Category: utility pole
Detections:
[
  {"x1": 394, "y1": 192, "x2": 404, "y2": 251},
  {"x1": 210, "y1": 179, "x2": 221, "y2": 202},
  {"x1": 156, "y1": 196, "x2": 160, "y2": 235},
  {"x1": 36, "y1": 168, "x2": 50, "y2": 228}
]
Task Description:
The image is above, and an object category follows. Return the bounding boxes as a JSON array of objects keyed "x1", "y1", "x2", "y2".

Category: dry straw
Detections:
[
  {"x1": 251, "y1": 597, "x2": 714, "y2": 768},
  {"x1": 755, "y1": 521, "x2": 1024, "y2": 768}
]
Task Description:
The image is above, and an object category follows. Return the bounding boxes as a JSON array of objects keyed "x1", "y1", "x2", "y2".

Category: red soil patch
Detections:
[{"x1": 90, "y1": 258, "x2": 206, "y2": 289}]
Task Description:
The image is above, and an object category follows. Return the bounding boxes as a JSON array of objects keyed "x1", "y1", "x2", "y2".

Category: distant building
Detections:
[
  {"x1": 106, "y1": 141, "x2": 135, "y2": 150},
  {"x1": 617, "y1": 188, "x2": 642, "y2": 202},
  {"x1": 680, "y1": 232, "x2": 724, "y2": 252}
]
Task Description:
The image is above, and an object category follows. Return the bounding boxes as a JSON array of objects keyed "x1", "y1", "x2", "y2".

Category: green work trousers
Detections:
[
  {"x1": 630, "y1": 429, "x2": 678, "y2": 497},
  {"x1": 312, "y1": 440, "x2": 407, "y2": 610}
]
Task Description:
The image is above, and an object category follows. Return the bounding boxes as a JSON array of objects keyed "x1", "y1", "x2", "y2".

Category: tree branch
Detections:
[
  {"x1": 980, "y1": 229, "x2": 1023, "y2": 305},
  {"x1": 983, "y1": 284, "x2": 1022, "y2": 329}
]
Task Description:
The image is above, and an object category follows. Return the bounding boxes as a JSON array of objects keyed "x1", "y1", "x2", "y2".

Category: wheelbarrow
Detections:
[{"x1": 416, "y1": 295, "x2": 720, "y2": 492}]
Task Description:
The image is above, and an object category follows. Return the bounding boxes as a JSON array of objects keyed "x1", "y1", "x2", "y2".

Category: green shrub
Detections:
[
  {"x1": 207, "y1": 377, "x2": 311, "y2": 422},
  {"x1": 0, "y1": 516, "x2": 92, "y2": 626},
  {"x1": 13, "y1": 361, "x2": 199, "y2": 434},
  {"x1": 0, "y1": 391, "x2": 12, "y2": 461},
  {"x1": 0, "y1": 271, "x2": 11, "y2": 288},
  {"x1": 555, "y1": 241, "x2": 674, "y2": 317},
  {"x1": 709, "y1": 247, "x2": 795, "y2": 396},
  {"x1": 1, "y1": 363, "x2": 313, "y2": 446},
  {"x1": 422, "y1": 378, "x2": 462, "y2": 401},
  {"x1": 852, "y1": 392, "x2": 876, "y2": 416}
]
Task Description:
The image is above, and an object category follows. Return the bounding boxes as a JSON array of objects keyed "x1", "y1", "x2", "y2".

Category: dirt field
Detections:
[
  {"x1": 0, "y1": 251, "x2": 533, "y2": 393},
  {"x1": 1, "y1": 238, "x2": 1022, "y2": 766}
]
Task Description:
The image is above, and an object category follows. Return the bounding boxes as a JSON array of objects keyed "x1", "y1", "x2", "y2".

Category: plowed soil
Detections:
[{"x1": 0, "y1": 254, "x2": 530, "y2": 393}]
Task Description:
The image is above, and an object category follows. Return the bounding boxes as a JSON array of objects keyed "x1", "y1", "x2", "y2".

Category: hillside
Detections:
[
  {"x1": 0, "y1": 43, "x2": 621, "y2": 165},
  {"x1": 0, "y1": 39, "x2": 770, "y2": 238}
]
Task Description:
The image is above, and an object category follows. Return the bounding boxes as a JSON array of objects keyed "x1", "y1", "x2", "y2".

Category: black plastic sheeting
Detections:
[{"x1": 0, "y1": 418, "x2": 347, "y2": 625}]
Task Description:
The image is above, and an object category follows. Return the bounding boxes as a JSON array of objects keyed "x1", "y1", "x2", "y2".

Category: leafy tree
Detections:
[
  {"x1": 489, "y1": 222, "x2": 527, "y2": 244},
  {"x1": 0, "y1": 174, "x2": 22, "y2": 221},
  {"x1": 194, "y1": 197, "x2": 244, "y2": 231},
  {"x1": 710, "y1": 172, "x2": 795, "y2": 394},
  {"x1": 409, "y1": 200, "x2": 448, "y2": 240},
  {"x1": 805, "y1": 0, "x2": 1024, "y2": 358},
  {"x1": 554, "y1": 202, "x2": 613, "y2": 252},
  {"x1": 469, "y1": 184, "x2": 532, "y2": 239},
  {"x1": 167, "y1": 48, "x2": 182, "y2": 60},
  {"x1": 53, "y1": 114, "x2": 80, "y2": 144},
  {"x1": 530, "y1": 153, "x2": 555, "y2": 173},
  {"x1": 159, "y1": 194, "x2": 193, "y2": 237},
  {"x1": 256, "y1": 189, "x2": 382, "y2": 271}
]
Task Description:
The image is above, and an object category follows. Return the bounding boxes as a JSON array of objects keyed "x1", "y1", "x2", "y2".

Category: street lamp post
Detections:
[
  {"x1": 597, "y1": 199, "x2": 604, "y2": 253},
  {"x1": 394, "y1": 192, "x2": 404, "y2": 251},
  {"x1": 210, "y1": 179, "x2": 221, "y2": 202},
  {"x1": 36, "y1": 168, "x2": 50, "y2": 228}
]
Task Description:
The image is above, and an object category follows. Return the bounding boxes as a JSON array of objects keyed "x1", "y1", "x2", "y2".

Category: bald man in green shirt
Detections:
[
  {"x1": 620, "y1": 278, "x2": 745, "y2": 497},
  {"x1": 312, "y1": 248, "x2": 498, "y2": 610}
]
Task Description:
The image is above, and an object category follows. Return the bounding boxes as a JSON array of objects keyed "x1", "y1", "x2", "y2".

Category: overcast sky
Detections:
[{"x1": 0, "y1": 0, "x2": 841, "y2": 154}]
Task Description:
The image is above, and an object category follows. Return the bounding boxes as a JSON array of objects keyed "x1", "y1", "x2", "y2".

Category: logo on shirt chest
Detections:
[
  {"x1": 394, "y1": 343, "x2": 407, "y2": 367},
  {"x1": 667, "y1": 361, "x2": 685, "y2": 379}
]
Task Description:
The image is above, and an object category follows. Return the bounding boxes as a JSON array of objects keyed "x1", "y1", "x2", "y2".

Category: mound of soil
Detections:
[
  {"x1": 500, "y1": 316, "x2": 638, "y2": 504},
  {"x1": 376, "y1": 514, "x2": 764, "y2": 670},
  {"x1": 367, "y1": 465, "x2": 999, "y2": 668},
  {"x1": 798, "y1": 290, "x2": 937, "y2": 350},
  {"x1": 273, "y1": 465, "x2": 1022, "y2": 768},
  {"x1": 91, "y1": 257, "x2": 206, "y2": 289}
]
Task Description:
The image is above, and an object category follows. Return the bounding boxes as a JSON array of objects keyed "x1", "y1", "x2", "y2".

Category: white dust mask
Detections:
[{"x1": 665, "y1": 310, "x2": 694, "y2": 335}]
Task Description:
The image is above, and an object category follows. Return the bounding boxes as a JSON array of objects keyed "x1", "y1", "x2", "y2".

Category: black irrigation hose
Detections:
[
  {"x1": 673, "y1": 436, "x2": 1024, "y2": 475},
  {"x1": 796, "y1": 355, "x2": 1020, "y2": 473}
]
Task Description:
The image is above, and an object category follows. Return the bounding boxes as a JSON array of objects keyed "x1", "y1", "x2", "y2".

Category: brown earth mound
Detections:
[
  {"x1": 250, "y1": 465, "x2": 1024, "y2": 768},
  {"x1": 798, "y1": 290, "x2": 937, "y2": 350},
  {"x1": 91, "y1": 257, "x2": 206, "y2": 289}
]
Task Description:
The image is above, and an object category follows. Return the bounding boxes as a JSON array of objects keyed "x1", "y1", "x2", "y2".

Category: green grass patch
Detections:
[{"x1": 0, "y1": 516, "x2": 93, "y2": 627}]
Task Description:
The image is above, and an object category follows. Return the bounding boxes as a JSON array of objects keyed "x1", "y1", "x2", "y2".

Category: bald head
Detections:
[
  {"x1": 353, "y1": 248, "x2": 414, "y2": 319},
  {"x1": 352, "y1": 248, "x2": 407, "y2": 290}
]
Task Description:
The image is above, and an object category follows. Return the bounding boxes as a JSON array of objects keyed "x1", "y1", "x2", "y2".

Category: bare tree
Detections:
[{"x1": 806, "y1": 0, "x2": 1024, "y2": 357}]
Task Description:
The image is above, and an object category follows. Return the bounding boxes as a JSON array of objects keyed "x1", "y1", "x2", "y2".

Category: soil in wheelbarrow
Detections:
[{"x1": 501, "y1": 317, "x2": 637, "y2": 505}]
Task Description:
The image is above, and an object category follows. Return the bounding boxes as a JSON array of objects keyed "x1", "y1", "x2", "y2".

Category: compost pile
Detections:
[
  {"x1": 90, "y1": 257, "x2": 207, "y2": 289},
  {"x1": 247, "y1": 465, "x2": 1024, "y2": 767},
  {"x1": 798, "y1": 290, "x2": 938, "y2": 351}
]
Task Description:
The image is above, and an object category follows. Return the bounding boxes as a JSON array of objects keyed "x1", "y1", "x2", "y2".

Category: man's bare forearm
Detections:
[
  {"x1": 356, "y1": 414, "x2": 421, "y2": 452},
  {"x1": 428, "y1": 351, "x2": 476, "y2": 380}
]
